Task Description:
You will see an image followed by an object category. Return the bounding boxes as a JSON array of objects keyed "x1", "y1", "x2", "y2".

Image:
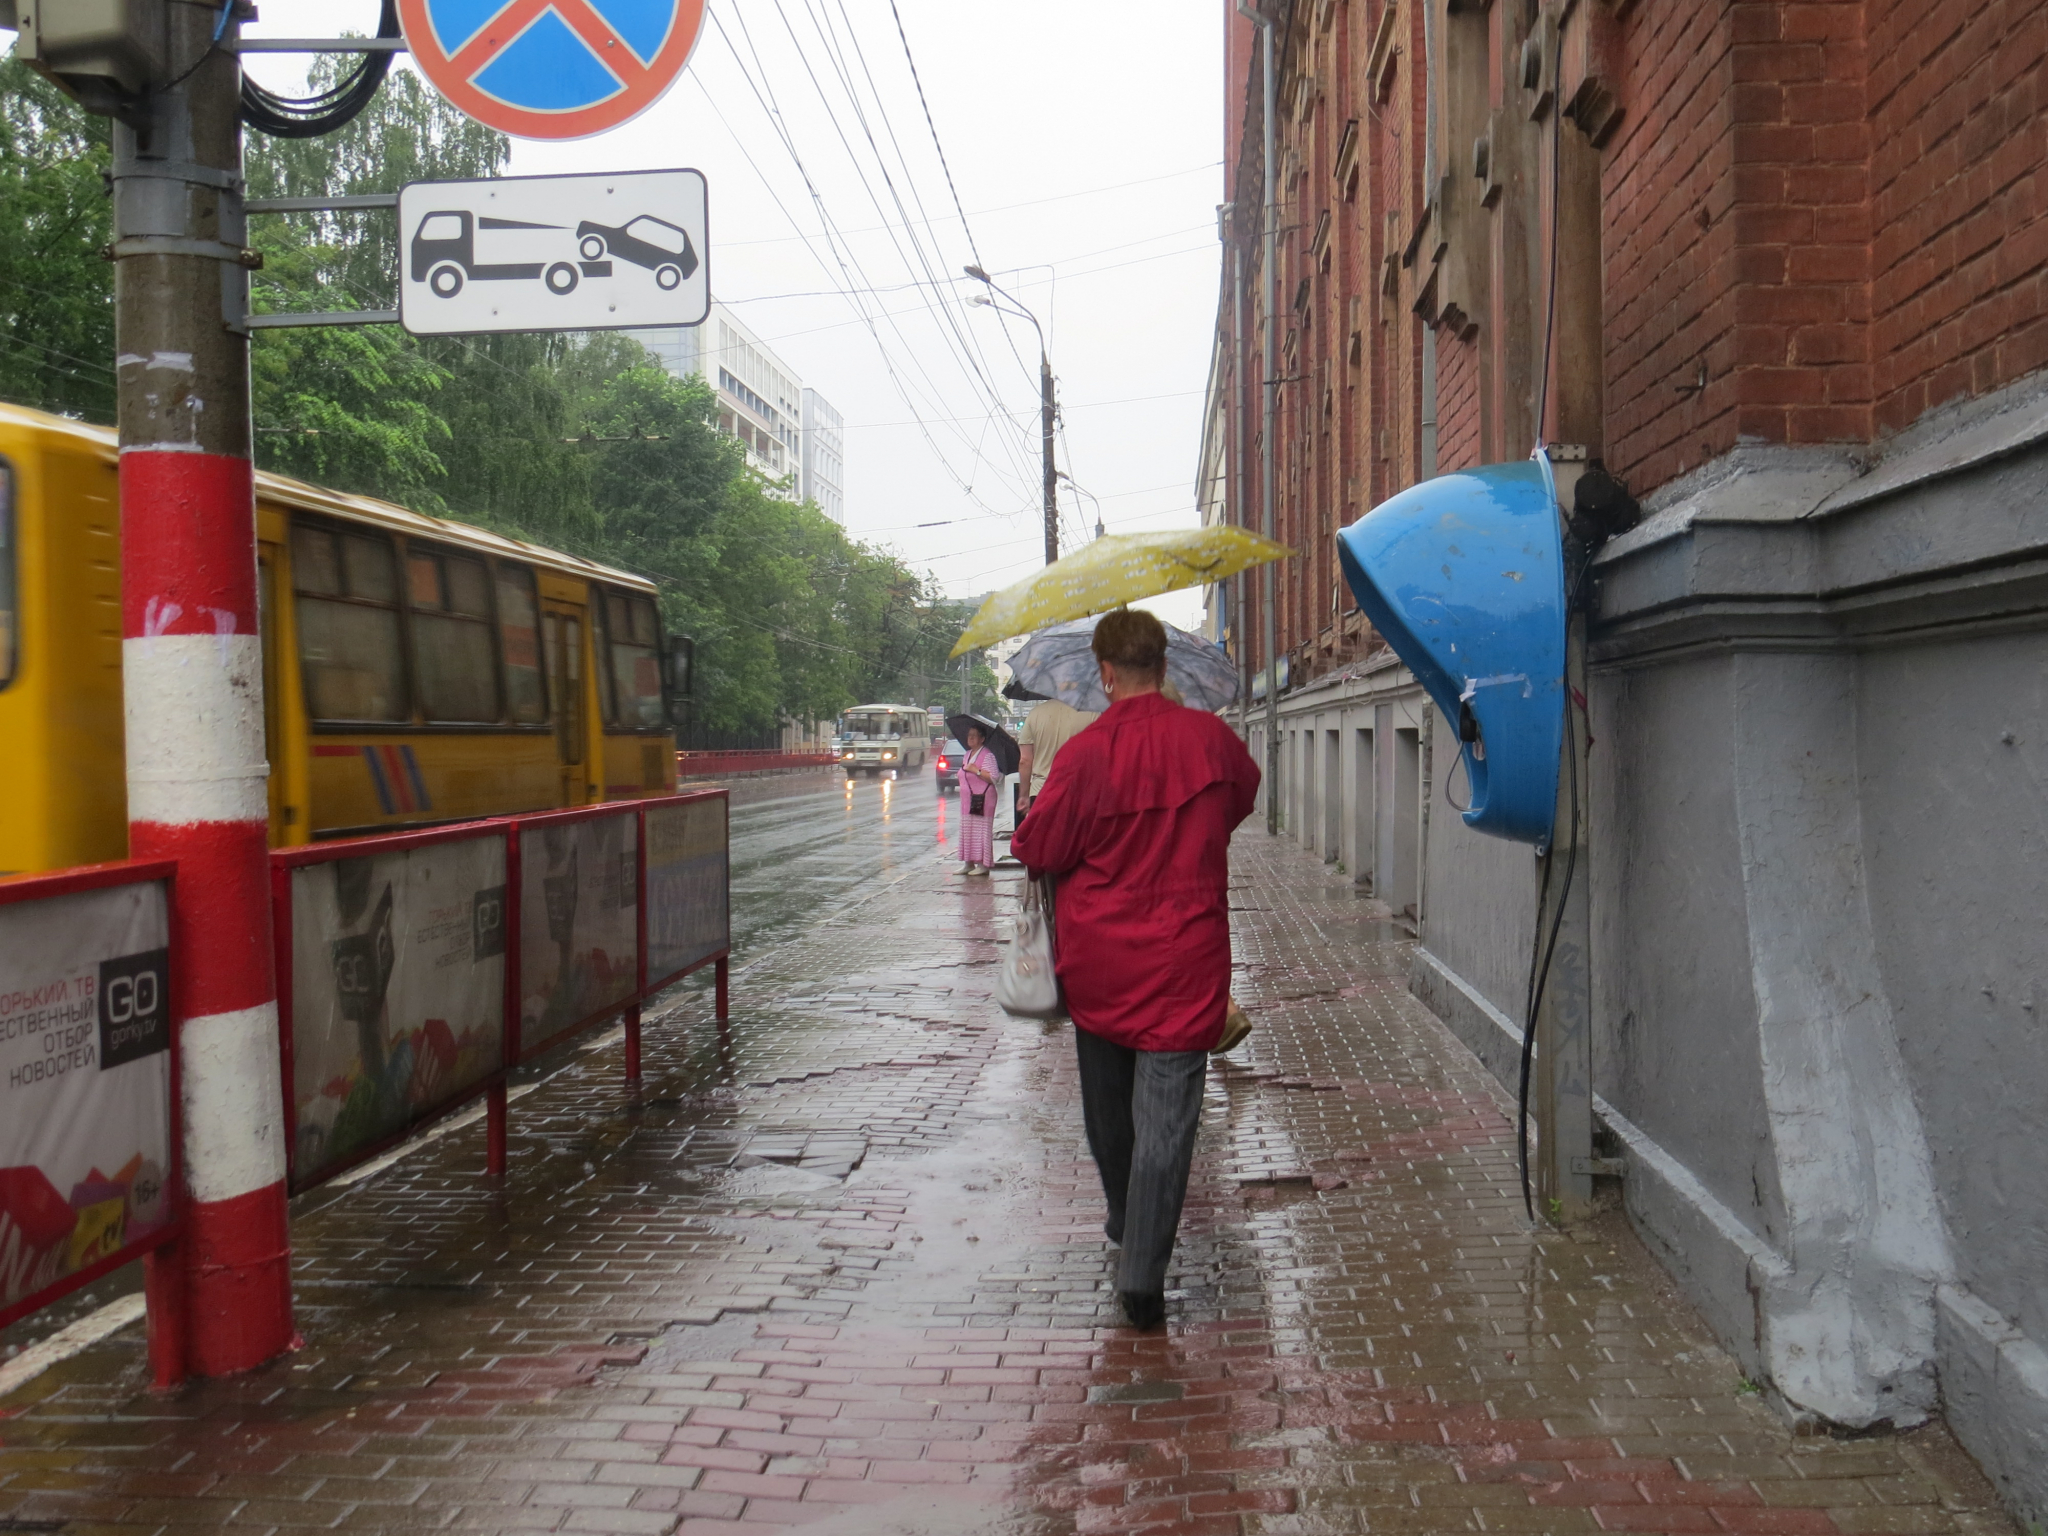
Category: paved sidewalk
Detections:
[{"x1": 0, "y1": 831, "x2": 2018, "y2": 1535}]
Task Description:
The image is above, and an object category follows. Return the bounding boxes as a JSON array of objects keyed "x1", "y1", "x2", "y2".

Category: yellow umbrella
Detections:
[{"x1": 950, "y1": 527, "x2": 1295, "y2": 657}]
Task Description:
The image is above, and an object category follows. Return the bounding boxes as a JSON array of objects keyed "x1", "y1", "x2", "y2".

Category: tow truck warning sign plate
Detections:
[{"x1": 397, "y1": 168, "x2": 708, "y2": 337}]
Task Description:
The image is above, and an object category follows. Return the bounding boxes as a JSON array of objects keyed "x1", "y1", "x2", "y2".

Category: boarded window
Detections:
[
  {"x1": 603, "y1": 589, "x2": 666, "y2": 730},
  {"x1": 293, "y1": 522, "x2": 407, "y2": 721},
  {"x1": 408, "y1": 546, "x2": 500, "y2": 722},
  {"x1": 495, "y1": 564, "x2": 546, "y2": 723}
]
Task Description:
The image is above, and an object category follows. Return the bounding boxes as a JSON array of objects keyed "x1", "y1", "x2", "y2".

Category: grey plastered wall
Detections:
[
  {"x1": 1412, "y1": 702, "x2": 1538, "y2": 1087},
  {"x1": 1397, "y1": 375, "x2": 2048, "y2": 1530},
  {"x1": 1855, "y1": 630, "x2": 2048, "y2": 1348},
  {"x1": 1585, "y1": 657, "x2": 1779, "y2": 1245}
]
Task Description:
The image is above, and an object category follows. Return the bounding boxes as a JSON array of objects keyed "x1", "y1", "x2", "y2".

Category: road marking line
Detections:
[{"x1": 0, "y1": 1294, "x2": 147, "y2": 1400}]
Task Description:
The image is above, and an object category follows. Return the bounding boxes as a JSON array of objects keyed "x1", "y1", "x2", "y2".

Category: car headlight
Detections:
[{"x1": 882, "y1": 750, "x2": 896, "y2": 760}]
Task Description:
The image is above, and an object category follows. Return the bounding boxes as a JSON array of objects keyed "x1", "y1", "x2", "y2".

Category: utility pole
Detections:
[
  {"x1": 1254, "y1": 6, "x2": 1282, "y2": 836},
  {"x1": 964, "y1": 264, "x2": 1057, "y2": 567},
  {"x1": 1041, "y1": 355, "x2": 1059, "y2": 567},
  {"x1": 110, "y1": 3, "x2": 293, "y2": 1375}
]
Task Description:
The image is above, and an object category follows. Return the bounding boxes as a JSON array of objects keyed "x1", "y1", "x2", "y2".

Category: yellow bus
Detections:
[{"x1": 0, "y1": 401, "x2": 682, "y2": 876}]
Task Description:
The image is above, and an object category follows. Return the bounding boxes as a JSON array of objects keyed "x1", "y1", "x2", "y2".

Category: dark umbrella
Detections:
[{"x1": 945, "y1": 712, "x2": 1020, "y2": 776}]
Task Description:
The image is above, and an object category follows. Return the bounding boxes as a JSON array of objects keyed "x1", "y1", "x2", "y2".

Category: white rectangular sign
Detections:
[
  {"x1": 0, "y1": 880, "x2": 173, "y2": 1311},
  {"x1": 398, "y1": 168, "x2": 708, "y2": 336}
]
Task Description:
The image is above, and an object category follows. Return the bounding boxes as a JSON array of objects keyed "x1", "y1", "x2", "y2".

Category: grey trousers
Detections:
[{"x1": 1073, "y1": 1027, "x2": 1206, "y2": 1296}]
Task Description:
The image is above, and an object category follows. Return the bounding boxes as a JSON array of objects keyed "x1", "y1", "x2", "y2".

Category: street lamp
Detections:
[
  {"x1": 964, "y1": 265, "x2": 1058, "y2": 567},
  {"x1": 1057, "y1": 470, "x2": 1105, "y2": 541}
]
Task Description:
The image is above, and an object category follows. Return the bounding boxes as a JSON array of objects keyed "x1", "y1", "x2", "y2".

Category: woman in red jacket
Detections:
[{"x1": 1010, "y1": 609, "x2": 1261, "y2": 1330}]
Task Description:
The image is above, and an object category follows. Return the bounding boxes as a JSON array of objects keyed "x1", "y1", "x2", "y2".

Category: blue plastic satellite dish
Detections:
[{"x1": 1336, "y1": 458, "x2": 1565, "y2": 846}]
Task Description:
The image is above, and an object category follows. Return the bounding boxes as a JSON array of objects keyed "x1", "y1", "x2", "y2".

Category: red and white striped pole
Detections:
[{"x1": 115, "y1": 5, "x2": 293, "y2": 1378}]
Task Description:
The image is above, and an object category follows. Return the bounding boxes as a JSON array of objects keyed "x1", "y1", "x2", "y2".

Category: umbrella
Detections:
[
  {"x1": 1008, "y1": 616, "x2": 1240, "y2": 713},
  {"x1": 945, "y1": 713, "x2": 1020, "y2": 776},
  {"x1": 950, "y1": 526, "x2": 1293, "y2": 657}
]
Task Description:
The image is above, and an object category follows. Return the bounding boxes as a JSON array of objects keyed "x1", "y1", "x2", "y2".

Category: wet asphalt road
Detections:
[{"x1": 725, "y1": 767, "x2": 990, "y2": 956}]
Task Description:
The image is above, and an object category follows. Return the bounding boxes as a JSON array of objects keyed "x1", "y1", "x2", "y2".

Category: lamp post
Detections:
[
  {"x1": 1057, "y1": 471, "x2": 1105, "y2": 540},
  {"x1": 964, "y1": 267, "x2": 1058, "y2": 567}
]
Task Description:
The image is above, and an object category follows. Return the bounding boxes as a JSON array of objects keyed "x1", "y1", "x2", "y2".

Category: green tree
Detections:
[
  {"x1": 0, "y1": 56, "x2": 980, "y2": 738},
  {"x1": 0, "y1": 56, "x2": 114, "y2": 421}
]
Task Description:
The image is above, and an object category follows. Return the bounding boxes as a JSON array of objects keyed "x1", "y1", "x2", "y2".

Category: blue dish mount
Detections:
[{"x1": 1335, "y1": 457, "x2": 1566, "y2": 847}]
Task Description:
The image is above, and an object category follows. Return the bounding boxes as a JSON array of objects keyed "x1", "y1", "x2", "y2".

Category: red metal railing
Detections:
[{"x1": 269, "y1": 791, "x2": 731, "y2": 1196}]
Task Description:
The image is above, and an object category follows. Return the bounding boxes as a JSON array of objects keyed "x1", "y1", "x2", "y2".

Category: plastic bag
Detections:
[{"x1": 996, "y1": 878, "x2": 1062, "y2": 1018}]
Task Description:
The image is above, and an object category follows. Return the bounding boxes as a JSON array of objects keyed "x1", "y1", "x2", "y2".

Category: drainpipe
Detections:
[
  {"x1": 1233, "y1": 243, "x2": 1250, "y2": 729},
  {"x1": 1239, "y1": 0, "x2": 1283, "y2": 836}
]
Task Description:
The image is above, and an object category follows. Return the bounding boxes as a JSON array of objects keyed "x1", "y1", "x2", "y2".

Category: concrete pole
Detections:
[
  {"x1": 115, "y1": 2, "x2": 292, "y2": 1376},
  {"x1": 1258, "y1": 11, "x2": 1282, "y2": 835},
  {"x1": 1041, "y1": 354, "x2": 1058, "y2": 567}
]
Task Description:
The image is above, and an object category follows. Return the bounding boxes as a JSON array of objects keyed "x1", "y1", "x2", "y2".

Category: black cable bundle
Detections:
[{"x1": 241, "y1": 0, "x2": 401, "y2": 139}]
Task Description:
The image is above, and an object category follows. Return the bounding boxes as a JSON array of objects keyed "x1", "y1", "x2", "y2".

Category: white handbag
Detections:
[{"x1": 997, "y1": 878, "x2": 1063, "y2": 1018}]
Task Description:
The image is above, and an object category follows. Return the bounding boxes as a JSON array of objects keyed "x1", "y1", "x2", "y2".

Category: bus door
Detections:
[{"x1": 544, "y1": 603, "x2": 588, "y2": 804}]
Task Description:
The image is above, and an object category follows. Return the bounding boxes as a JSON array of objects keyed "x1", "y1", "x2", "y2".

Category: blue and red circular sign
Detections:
[{"x1": 396, "y1": 0, "x2": 706, "y2": 140}]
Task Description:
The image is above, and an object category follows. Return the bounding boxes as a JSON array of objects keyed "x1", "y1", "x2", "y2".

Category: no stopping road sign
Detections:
[{"x1": 396, "y1": 0, "x2": 707, "y2": 140}]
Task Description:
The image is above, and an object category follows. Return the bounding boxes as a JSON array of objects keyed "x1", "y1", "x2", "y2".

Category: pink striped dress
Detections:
[{"x1": 958, "y1": 746, "x2": 999, "y2": 867}]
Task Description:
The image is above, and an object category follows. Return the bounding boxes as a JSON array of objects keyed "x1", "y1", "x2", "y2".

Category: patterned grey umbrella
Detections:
[{"x1": 1007, "y1": 617, "x2": 1240, "y2": 713}]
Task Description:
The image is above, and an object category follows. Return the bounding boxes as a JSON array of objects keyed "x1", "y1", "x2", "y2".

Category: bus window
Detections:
[
  {"x1": 591, "y1": 590, "x2": 617, "y2": 724},
  {"x1": 495, "y1": 563, "x2": 546, "y2": 723},
  {"x1": 0, "y1": 459, "x2": 13, "y2": 688},
  {"x1": 293, "y1": 522, "x2": 408, "y2": 721},
  {"x1": 407, "y1": 545, "x2": 500, "y2": 722},
  {"x1": 604, "y1": 589, "x2": 665, "y2": 729}
]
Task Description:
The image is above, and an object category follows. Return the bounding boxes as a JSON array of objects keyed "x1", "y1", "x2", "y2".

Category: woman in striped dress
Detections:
[{"x1": 958, "y1": 725, "x2": 999, "y2": 875}]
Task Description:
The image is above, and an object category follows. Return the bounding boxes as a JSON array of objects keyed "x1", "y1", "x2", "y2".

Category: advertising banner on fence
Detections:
[
  {"x1": 0, "y1": 881, "x2": 172, "y2": 1313},
  {"x1": 519, "y1": 811, "x2": 638, "y2": 1053},
  {"x1": 645, "y1": 796, "x2": 728, "y2": 986},
  {"x1": 288, "y1": 837, "x2": 507, "y2": 1188}
]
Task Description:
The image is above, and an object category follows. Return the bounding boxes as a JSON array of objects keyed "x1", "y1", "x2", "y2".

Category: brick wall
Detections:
[
  {"x1": 1727, "y1": 0, "x2": 1873, "y2": 447},
  {"x1": 1868, "y1": 0, "x2": 2048, "y2": 433},
  {"x1": 1603, "y1": 0, "x2": 1737, "y2": 490},
  {"x1": 1213, "y1": 0, "x2": 2045, "y2": 689},
  {"x1": 1436, "y1": 327, "x2": 1482, "y2": 474}
]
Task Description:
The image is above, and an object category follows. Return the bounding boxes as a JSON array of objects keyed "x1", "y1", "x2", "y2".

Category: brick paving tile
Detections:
[{"x1": 1, "y1": 827, "x2": 2025, "y2": 1536}]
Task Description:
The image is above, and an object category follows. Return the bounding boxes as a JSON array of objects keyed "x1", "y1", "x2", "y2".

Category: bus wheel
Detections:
[{"x1": 545, "y1": 262, "x2": 579, "y2": 295}]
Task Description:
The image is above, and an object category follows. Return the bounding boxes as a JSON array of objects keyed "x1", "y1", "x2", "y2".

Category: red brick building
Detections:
[
  {"x1": 1208, "y1": 0, "x2": 2046, "y2": 685},
  {"x1": 1202, "y1": 4, "x2": 2048, "y2": 1524}
]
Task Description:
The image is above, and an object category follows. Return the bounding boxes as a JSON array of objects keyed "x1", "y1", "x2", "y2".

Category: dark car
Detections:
[
  {"x1": 576, "y1": 215, "x2": 699, "y2": 290},
  {"x1": 932, "y1": 736, "x2": 960, "y2": 792}
]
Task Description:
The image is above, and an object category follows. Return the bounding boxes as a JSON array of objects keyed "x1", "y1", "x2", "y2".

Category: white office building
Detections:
[
  {"x1": 800, "y1": 388, "x2": 844, "y2": 525},
  {"x1": 634, "y1": 303, "x2": 843, "y2": 520}
]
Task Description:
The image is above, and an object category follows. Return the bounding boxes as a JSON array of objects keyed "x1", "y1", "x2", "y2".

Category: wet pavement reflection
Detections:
[{"x1": 0, "y1": 798, "x2": 2018, "y2": 1535}]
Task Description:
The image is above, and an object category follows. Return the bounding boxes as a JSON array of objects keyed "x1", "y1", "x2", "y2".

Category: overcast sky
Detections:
[{"x1": 239, "y1": 1, "x2": 1223, "y2": 629}]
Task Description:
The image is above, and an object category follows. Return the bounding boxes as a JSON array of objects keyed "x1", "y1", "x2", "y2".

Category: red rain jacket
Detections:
[{"x1": 1010, "y1": 690, "x2": 1261, "y2": 1052}]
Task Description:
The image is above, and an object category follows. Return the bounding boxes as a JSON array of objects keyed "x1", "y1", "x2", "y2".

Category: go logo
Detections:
[
  {"x1": 98, "y1": 947, "x2": 171, "y2": 1068},
  {"x1": 473, "y1": 885, "x2": 508, "y2": 961}
]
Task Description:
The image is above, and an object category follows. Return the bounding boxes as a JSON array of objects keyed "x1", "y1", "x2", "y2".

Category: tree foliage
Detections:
[
  {"x1": 0, "y1": 57, "x2": 114, "y2": 421},
  {"x1": 0, "y1": 56, "x2": 976, "y2": 733}
]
